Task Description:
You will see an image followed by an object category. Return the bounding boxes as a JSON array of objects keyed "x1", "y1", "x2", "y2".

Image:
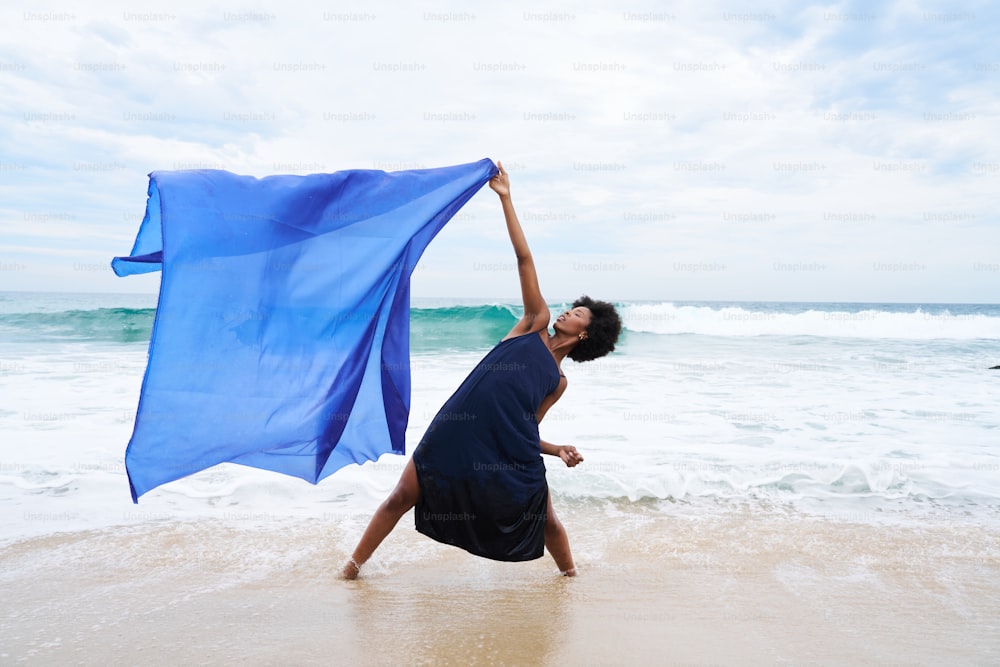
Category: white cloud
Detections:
[{"x1": 0, "y1": 0, "x2": 996, "y2": 302}]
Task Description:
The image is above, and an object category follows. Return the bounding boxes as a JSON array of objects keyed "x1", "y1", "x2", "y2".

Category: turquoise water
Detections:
[{"x1": 3, "y1": 291, "x2": 999, "y2": 346}]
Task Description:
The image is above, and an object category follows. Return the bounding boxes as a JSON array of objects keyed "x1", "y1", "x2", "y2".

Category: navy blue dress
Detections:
[{"x1": 413, "y1": 331, "x2": 562, "y2": 561}]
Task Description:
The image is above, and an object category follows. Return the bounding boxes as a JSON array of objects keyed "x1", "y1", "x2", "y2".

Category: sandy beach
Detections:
[{"x1": 3, "y1": 499, "x2": 998, "y2": 666}]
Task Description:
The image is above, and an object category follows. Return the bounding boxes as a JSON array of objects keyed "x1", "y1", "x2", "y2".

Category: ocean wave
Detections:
[
  {"x1": 0, "y1": 303, "x2": 521, "y2": 349},
  {"x1": 547, "y1": 458, "x2": 1000, "y2": 508},
  {"x1": 3, "y1": 297, "x2": 999, "y2": 346},
  {"x1": 410, "y1": 304, "x2": 520, "y2": 351},
  {"x1": 4, "y1": 456, "x2": 997, "y2": 543},
  {"x1": 0, "y1": 308, "x2": 156, "y2": 343},
  {"x1": 619, "y1": 302, "x2": 1000, "y2": 339}
]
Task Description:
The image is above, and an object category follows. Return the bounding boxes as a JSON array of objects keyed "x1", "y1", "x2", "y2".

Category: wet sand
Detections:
[{"x1": 2, "y1": 502, "x2": 998, "y2": 665}]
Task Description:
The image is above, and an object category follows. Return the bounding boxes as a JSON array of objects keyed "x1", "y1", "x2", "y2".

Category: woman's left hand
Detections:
[{"x1": 559, "y1": 445, "x2": 584, "y2": 468}]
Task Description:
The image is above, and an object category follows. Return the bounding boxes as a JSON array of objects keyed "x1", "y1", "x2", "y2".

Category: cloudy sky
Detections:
[{"x1": 0, "y1": 0, "x2": 997, "y2": 303}]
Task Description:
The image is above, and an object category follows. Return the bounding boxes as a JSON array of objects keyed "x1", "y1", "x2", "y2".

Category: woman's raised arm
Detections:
[{"x1": 491, "y1": 161, "x2": 550, "y2": 339}]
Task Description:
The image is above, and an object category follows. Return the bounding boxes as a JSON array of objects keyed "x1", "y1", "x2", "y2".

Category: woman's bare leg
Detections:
[
  {"x1": 341, "y1": 458, "x2": 421, "y2": 579},
  {"x1": 544, "y1": 493, "x2": 576, "y2": 576}
]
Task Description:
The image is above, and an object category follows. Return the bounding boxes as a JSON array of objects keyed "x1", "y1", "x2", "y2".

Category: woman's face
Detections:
[{"x1": 554, "y1": 306, "x2": 593, "y2": 338}]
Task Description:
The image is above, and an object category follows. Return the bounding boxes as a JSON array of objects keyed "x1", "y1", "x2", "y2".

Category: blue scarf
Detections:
[{"x1": 113, "y1": 158, "x2": 497, "y2": 501}]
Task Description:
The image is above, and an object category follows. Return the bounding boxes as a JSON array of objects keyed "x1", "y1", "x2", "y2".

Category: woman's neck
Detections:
[{"x1": 546, "y1": 330, "x2": 577, "y2": 363}]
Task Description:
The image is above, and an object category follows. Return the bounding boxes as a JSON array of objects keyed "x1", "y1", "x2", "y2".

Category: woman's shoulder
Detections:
[
  {"x1": 499, "y1": 329, "x2": 547, "y2": 345},
  {"x1": 500, "y1": 309, "x2": 551, "y2": 342}
]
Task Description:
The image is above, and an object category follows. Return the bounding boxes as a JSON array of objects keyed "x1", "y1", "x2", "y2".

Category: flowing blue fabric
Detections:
[{"x1": 112, "y1": 158, "x2": 498, "y2": 501}]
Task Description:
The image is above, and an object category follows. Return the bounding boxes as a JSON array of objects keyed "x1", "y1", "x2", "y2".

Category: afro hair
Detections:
[{"x1": 567, "y1": 295, "x2": 622, "y2": 362}]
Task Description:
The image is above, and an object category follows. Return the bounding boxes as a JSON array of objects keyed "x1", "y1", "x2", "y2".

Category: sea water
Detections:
[{"x1": 1, "y1": 291, "x2": 999, "y2": 545}]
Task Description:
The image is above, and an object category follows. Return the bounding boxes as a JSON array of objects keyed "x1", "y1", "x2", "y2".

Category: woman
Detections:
[{"x1": 341, "y1": 161, "x2": 621, "y2": 579}]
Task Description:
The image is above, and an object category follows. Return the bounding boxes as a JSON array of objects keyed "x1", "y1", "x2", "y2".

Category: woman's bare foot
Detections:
[
  {"x1": 340, "y1": 558, "x2": 361, "y2": 580},
  {"x1": 561, "y1": 567, "x2": 577, "y2": 577},
  {"x1": 340, "y1": 459, "x2": 420, "y2": 582}
]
